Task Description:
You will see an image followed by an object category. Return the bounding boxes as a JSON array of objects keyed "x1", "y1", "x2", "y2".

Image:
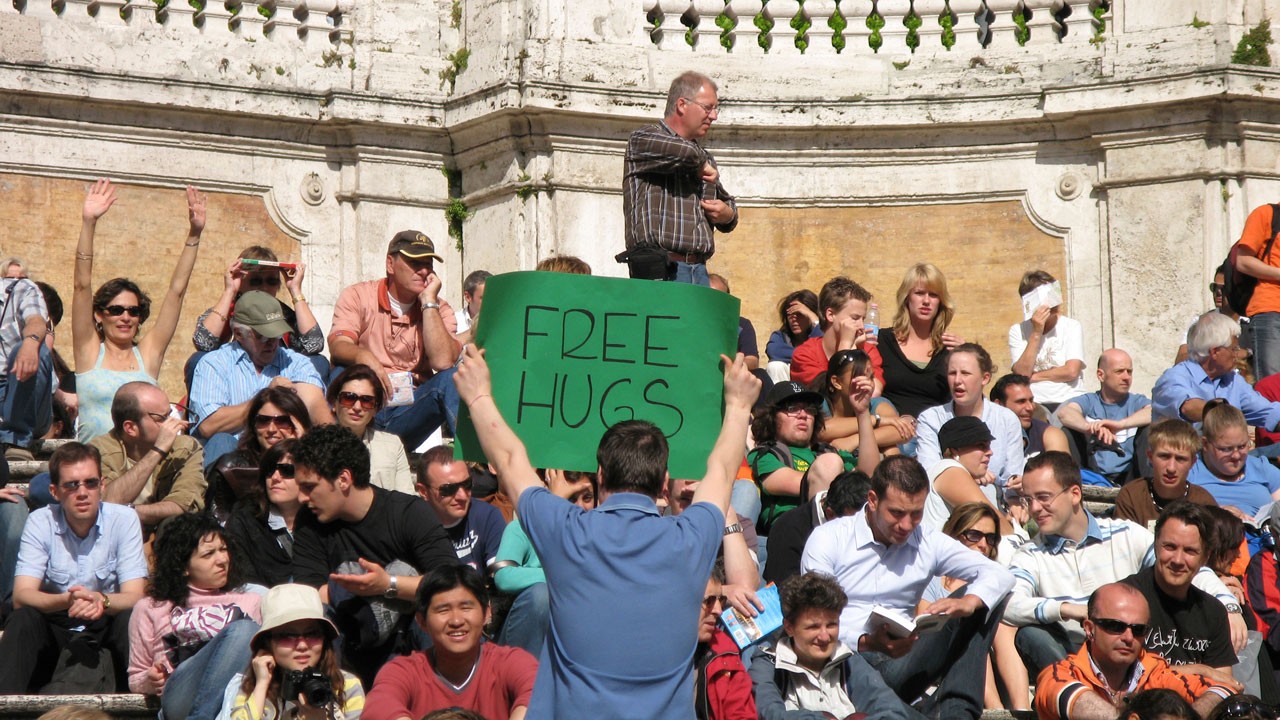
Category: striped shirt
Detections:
[
  {"x1": 1006, "y1": 513, "x2": 1236, "y2": 634},
  {"x1": 189, "y1": 341, "x2": 324, "y2": 435},
  {"x1": 622, "y1": 121, "x2": 737, "y2": 257}
]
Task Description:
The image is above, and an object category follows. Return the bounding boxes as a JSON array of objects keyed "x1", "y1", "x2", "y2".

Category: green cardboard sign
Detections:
[{"x1": 453, "y1": 271, "x2": 740, "y2": 479}]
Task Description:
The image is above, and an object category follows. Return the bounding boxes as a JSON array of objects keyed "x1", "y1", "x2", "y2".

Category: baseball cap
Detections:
[
  {"x1": 938, "y1": 416, "x2": 995, "y2": 452},
  {"x1": 387, "y1": 230, "x2": 444, "y2": 261},
  {"x1": 232, "y1": 291, "x2": 292, "y2": 339},
  {"x1": 765, "y1": 381, "x2": 823, "y2": 409}
]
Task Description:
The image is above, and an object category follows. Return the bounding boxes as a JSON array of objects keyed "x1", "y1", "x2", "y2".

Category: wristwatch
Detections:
[
  {"x1": 422, "y1": 301, "x2": 441, "y2": 310},
  {"x1": 723, "y1": 523, "x2": 743, "y2": 536},
  {"x1": 383, "y1": 575, "x2": 399, "y2": 599},
  {"x1": 1225, "y1": 602, "x2": 1243, "y2": 615}
]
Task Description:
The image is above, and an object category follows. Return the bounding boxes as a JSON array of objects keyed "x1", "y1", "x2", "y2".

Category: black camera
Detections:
[{"x1": 280, "y1": 668, "x2": 334, "y2": 706}]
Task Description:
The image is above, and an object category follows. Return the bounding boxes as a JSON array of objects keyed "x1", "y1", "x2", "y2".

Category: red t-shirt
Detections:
[
  {"x1": 788, "y1": 336, "x2": 885, "y2": 387},
  {"x1": 364, "y1": 643, "x2": 537, "y2": 720}
]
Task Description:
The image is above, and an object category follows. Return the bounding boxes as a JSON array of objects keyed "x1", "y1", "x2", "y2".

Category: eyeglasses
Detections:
[
  {"x1": 702, "y1": 594, "x2": 728, "y2": 610},
  {"x1": 435, "y1": 478, "x2": 473, "y2": 498},
  {"x1": 254, "y1": 413, "x2": 294, "y2": 430},
  {"x1": 247, "y1": 275, "x2": 281, "y2": 288},
  {"x1": 958, "y1": 529, "x2": 999, "y2": 547},
  {"x1": 337, "y1": 391, "x2": 378, "y2": 409},
  {"x1": 1008, "y1": 486, "x2": 1070, "y2": 509},
  {"x1": 1210, "y1": 282, "x2": 1226, "y2": 295},
  {"x1": 270, "y1": 462, "x2": 296, "y2": 479},
  {"x1": 779, "y1": 403, "x2": 815, "y2": 418},
  {"x1": 271, "y1": 629, "x2": 325, "y2": 643},
  {"x1": 103, "y1": 305, "x2": 142, "y2": 318},
  {"x1": 1089, "y1": 616, "x2": 1149, "y2": 638},
  {"x1": 683, "y1": 97, "x2": 720, "y2": 115},
  {"x1": 60, "y1": 478, "x2": 102, "y2": 492}
]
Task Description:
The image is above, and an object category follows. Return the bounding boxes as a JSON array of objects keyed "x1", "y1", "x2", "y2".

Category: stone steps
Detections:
[{"x1": 0, "y1": 694, "x2": 1034, "y2": 719}]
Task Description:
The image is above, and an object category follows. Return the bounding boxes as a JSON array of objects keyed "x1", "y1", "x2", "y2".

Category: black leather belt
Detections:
[{"x1": 668, "y1": 250, "x2": 709, "y2": 264}]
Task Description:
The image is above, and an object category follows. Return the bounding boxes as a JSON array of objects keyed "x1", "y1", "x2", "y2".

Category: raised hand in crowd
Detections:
[{"x1": 82, "y1": 177, "x2": 117, "y2": 224}]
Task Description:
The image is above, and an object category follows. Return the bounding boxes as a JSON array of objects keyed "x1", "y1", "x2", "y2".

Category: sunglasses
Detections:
[
  {"x1": 271, "y1": 629, "x2": 325, "y2": 643},
  {"x1": 60, "y1": 478, "x2": 102, "y2": 492},
  {"x1": 247, "y1": 275, "x2": 282, "y2": 288},
  {"x1": 337, "y1": 391, "x2": 378, "y2": 409},
  {"x1": 270, "y1": 462, "x2": 296, "y2": 479},
  {"x1": 254, "y1": 413, "x2": 294, "y2": 430},
  {"x1": 436, "y1": 478, "x2": 473, "y2": 498},
  {"x1": 959, "y1": 529, "x2": 999, "y2": 547},
  {"x1": 103, "y1": 305, "x2": 142, "y2": 318},
  {"x1": 1210, "y1": 282, "x2": 1225, "y2": 295},
  {"x1": 702, "y1": 594, "x2": 728, "y2": 610},
  {"x1": 1090, "y1": 617, "x2": 1148, "y2": 637},
  {"x1": 1221, "y1": 700, "x2": 1279, "y2": 719}
]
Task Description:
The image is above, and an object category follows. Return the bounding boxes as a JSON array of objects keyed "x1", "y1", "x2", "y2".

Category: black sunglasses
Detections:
[
  {"x1": 1210, "y1": 282, "x2": 1226, "y2": 295},
  {"x1": 1090, "y1": 617, "x2": 1148, "y2": 637},
  {"x1": 60, "y1": 478, "x2": 102, "y2": 492},
  {"x1": 959, "y1": 529, "x2": 999, "y2": 547},
  {"x1": 254, "y1": 413, "x2": 293, "y2": 430},
  {"x1": 436, "y1": 478, "x2": 473, "y2": 498},
  {"x1": 247, "y1": 275, "x2": 281, "y2": 288},
  {"x1": 702, "y1": 594, "x2": 728, "y2": 610},
  {"x1": 270, "y1": 463, "x2": 296, "y2": 479},
  {"x1": 1221, "y1": 699, "x2": 1279, "y2": 719},
  {"x1": 103, "y1": 305, "x2": 142, "y2": 317}
]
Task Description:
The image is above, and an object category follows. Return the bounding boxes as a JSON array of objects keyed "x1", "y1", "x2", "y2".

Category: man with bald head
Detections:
[
  {"x1": 89, "y1": 381, "x2": 205, "y2": 529},
  {"x1": 1034, "y1": 583, "x2": 1232, "y2": 719},
  {"x1": 1057, "y1": 349, "x2": 1152, "y2": 484}
]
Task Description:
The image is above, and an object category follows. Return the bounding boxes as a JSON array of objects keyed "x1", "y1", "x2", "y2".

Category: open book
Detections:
[
  {"x1": 1020, "y1": 280, "x2": 1063, "y2": 320},
  {"x1": 870, "y1": 605, "x2": 948, "y2": 639},
  {"x1": 719, "y1": 584, "x2": 783, "y2": 650}
]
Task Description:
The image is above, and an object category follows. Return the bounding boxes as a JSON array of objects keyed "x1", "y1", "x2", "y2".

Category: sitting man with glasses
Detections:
[
  {"x1": 621, "y1": 71, "x2": 737, "y2": 286},
  {"x1": 416, "y1": 446, "x2": 505, "y2": 574},
  {"x1": 1005, "y1": 452, "x2": 1245, "y2": 677},
  {"x1": 85, "y1": 381, "x2": 205, "y2": 531},
  {"x1": 1154, "y1": 311, "x2": 1280, "y2": 429},
  {"x1": 290, "y1": 424, "x2": 458, "y2": 687},
  {"x1": 1034, "y1": 583, "x2": 1232, "y2": 720},
  {"x1": 0, "y1": 442, "x2": 147, "y2": 693},
  {"x1": 190, "y1": 290, "x2": 332, "y2": 465}
]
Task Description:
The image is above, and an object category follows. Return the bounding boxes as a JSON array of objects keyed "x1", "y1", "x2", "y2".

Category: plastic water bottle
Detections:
[{"x1": 865, "y1": 303, "x2": 880, "y2": 338}]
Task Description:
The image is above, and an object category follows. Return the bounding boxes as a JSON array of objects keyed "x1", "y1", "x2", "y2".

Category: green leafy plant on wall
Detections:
[
  {"x1": 939, "y1": 2, "x2": 956, "y2": 50},
  {"x1": 830, "y1": 1, "x2": 847, "y2": 52},
  {"x1": 1232, "y1": 19, "x2": 1273, "y2": 66},
  {"x1": 867, "y1": 5, "x2": 885, "y2": 52},
  {"x1": 1013, "y1": 4, "x2": 1030, "y2": 46}
]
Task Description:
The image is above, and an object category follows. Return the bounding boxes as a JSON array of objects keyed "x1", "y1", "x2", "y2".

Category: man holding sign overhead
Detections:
[{"x1": 454, "y1": 339, "x2": 758, "y2": 719}]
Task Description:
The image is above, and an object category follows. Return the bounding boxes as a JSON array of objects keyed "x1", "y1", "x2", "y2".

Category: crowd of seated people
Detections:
[{"x1": 10, "y1": 177, "x2": 1280, "y2": 720}]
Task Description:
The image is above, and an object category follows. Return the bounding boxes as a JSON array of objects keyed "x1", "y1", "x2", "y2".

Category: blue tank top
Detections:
[{"x1": 76, "y1": 345, "x2": 155, "y2": 441}]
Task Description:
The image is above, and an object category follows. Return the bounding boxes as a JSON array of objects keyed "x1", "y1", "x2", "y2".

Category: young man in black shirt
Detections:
[
  {"x1": 291, "y1": 424, "x2": 458, "y2": 685},
  {"x1": 1122, "y1": 500, "x2": 1237, "y2": 671}
]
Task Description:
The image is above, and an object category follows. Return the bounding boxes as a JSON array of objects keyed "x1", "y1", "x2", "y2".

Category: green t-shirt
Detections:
[{"x1": 748, "y1": 443, "x2": 856, "y2": 534}]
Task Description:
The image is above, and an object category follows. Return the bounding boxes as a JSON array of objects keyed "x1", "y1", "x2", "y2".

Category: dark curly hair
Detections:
[
  {"x1": 293, "y1": 424, "x2": 370, "y2": 488},
  {"x1": 749, "y1": 397, "x2": 826, "y2": 449},
  {"x1": 149, "y1": 513, "x2": 243, "y2": 607},
  {"x1": 92, "y1": 278, "x2": 152, "y2": 336},
  {"x1": 239, "y1": 386, "x2": 312, "y2": 456},
  {"x1": 327, "y1": 364, "x2": 386, "y2": 412},
  {"x1": 780, "y1": 571, "x2": 848, "y2": 624}
]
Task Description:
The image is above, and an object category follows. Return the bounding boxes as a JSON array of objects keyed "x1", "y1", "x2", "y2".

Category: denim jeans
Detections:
[
  {"x1": 0, "y1": 342, "x2": 53, "y2": 448},
  {"x1": 161, "y1": 618, "x2": 259, "y2": 720},
  {"x1": 374, "y1": 367, "x2": 460, "y2": 451},
  {"x1": 1253, "y1": 312, "x2": 1280, "y2": 380},
  {"x1": 1014, "y1": 622, "x2": 1077, "y2": 675},
  {"x1": 0, "y1": 497, "x2": 29, "y2": 605},
  {"x1": 200, "y1": 432, "x2": 241, "y2": 471},
  {"x1": 498, "y1": 581, "x2": 550, "y2": 658},
  {"x1": 671, "y1": 262, "x2": 710, "y2": 286},
  {"x1": 863, "y1": 596, "x2": 1007, "y2": 719}
]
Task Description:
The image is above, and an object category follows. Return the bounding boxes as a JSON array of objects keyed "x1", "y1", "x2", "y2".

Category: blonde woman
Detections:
[{"x1": 878, "y1": 263, "x2": 963, "y2": 418}]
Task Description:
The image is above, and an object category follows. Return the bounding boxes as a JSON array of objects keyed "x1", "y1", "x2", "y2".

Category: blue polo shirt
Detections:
[
  {"x1": 15, "y1": 502, "x2": 148, "y2": 593},
  {"x1": 517, "y1": 486, "x2": 723, "y2": 719}
]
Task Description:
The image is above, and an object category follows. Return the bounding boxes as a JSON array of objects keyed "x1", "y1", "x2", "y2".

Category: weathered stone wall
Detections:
[{"x1": 0, "y1": 173, "x2": 298, "y2": 400}]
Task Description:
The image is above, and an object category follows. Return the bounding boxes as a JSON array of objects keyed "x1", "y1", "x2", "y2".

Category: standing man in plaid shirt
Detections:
[{"x1": 623, "y1": 71, "x2": 738, "y2": 286}]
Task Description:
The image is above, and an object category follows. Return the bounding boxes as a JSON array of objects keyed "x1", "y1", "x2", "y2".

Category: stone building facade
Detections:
[{"x1": 1, "y1": 0, "x2": 1278, "y2": 398}]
